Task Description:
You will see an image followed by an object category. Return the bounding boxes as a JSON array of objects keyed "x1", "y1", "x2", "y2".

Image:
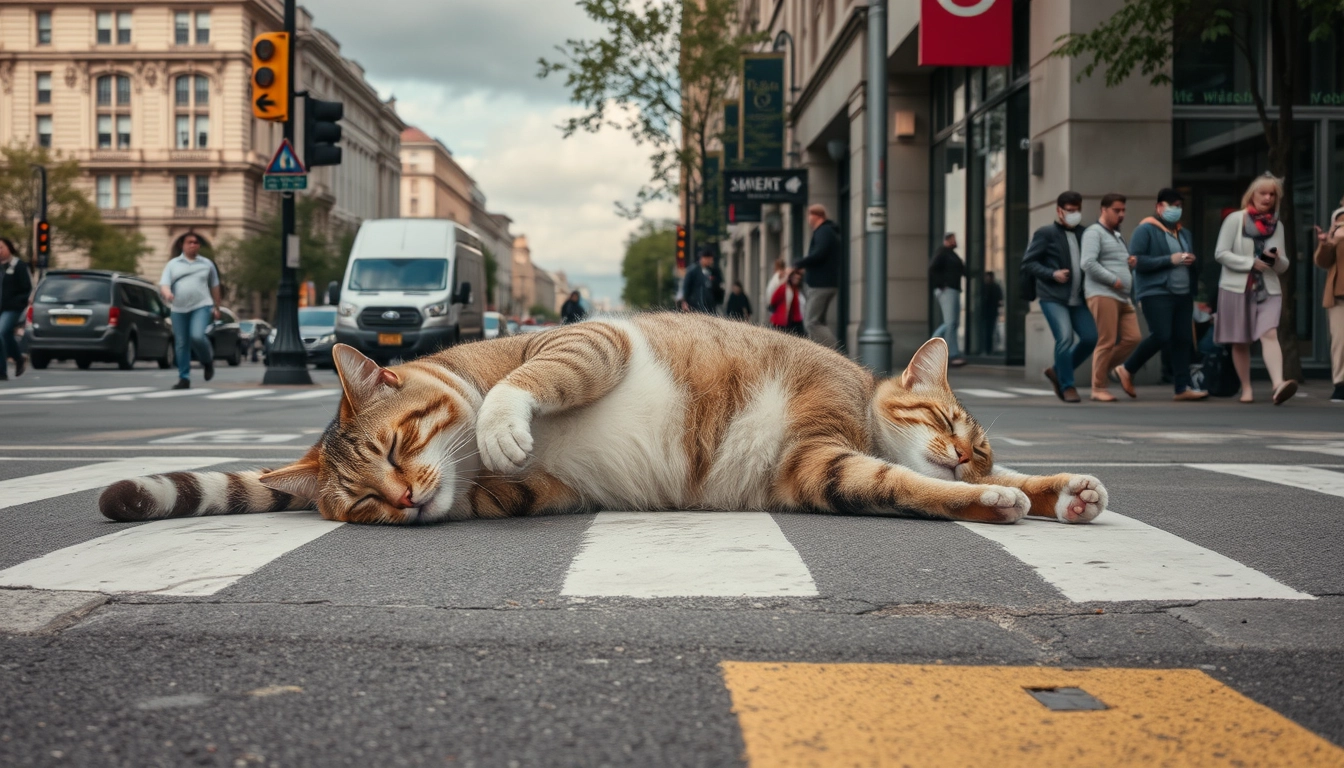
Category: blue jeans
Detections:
[
  {"x1": 932, "y1": 288, "x2": 962, "y2": 359},
  {"x1": 0, "y1": 309, "x2": 22, "y2": 367},
  {"x1": 1039, "y1": 300, "x2": 1098, "y2": 391},
  {"x1": 1124, "y1": 293, "x2": 1195, "y2": 393},
  {"x1": 172, "y1": 306, "x2": 213, "y2": 381}
]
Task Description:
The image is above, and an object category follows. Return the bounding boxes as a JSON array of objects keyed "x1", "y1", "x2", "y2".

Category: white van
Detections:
[{"x1": 334, "y1": 219, "x2": 486, "y2": 363}]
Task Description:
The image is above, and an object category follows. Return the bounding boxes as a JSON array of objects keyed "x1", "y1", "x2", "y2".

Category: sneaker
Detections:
[
  {"x1": 1331, "y1": 384, "x2": 1344, "y2": 403},
  {"x1": 1062, "y1": 387, "x2": 1081, "y2": 403},
  {"x1": 172, "y1": 378, "x2": 190, "y2": 390},
  {"x1": 203, "y1": 359, "x2": 215, "y2": 382},
  {"x1": 14, "y1": 356, "x2": 25, "y2": 377},
  {"x1": 1272, "y1": 380, "x2": 1298, "y2": 406},
  {"x1": 1173, "y1": 389, "x2": 1209, "y2": 401},
  {"x1": 1044, "y1": 368, "x2": 1064, "y2": 401},
  {"x1": 949, "y1": 357, "x2": 968, "y2": 368}
]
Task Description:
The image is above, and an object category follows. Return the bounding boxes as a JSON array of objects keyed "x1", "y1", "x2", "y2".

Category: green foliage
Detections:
[
  {"x1": 0, "y1": 144, "x2": 140, "y2": 271},
  {"x1": 528, "y1": 303, "x2": 558, "y2": 322},
  {"x1": 217, "y1": 197, "x2": 349, "y2": 299},
  {"x1": 482, "y1": 247, "x2": 499, "y2": 309},
  {"x1": 538, "y1": 0, "x2": 767, "y2": 218},
  {"x1": 620, "y1": 219, "x2": 679, "y2": 309}
]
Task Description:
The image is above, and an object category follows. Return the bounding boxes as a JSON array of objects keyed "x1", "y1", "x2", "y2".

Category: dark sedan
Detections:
[{"x1": 267, "y1": 307, "x2": 338, "y2": 368}]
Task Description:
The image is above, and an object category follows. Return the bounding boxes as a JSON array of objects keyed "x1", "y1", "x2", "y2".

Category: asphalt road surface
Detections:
[{"x1": 1, "y1": 358, "x2": 1342, "y2": 767}]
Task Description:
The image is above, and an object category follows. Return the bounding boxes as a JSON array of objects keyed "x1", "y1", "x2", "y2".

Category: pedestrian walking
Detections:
[
  {"x1": 1314, "y1": 205, "x2": 1344, "y2": 403},
  {"x1": 0, "y1": 237, "x2": 33, "y2": 380},
  {"x1": 725, "y1": 281, "x2": 753, "y2": 322},
  {"x1": 769, "y1": 270, "x2": 806, "y2": 336},
  {"x1": 979, "y1": 272, "x2": 1003, "y2": 355},
  {"x1": 1021, "y1": 191, "x2": 1097, "y2": 403},
  {"x1": 1214, "y1": 174, "x2": 1295, "y2": 405},
  {"x1": 560, "y1": 291, "x2": 587, "y2": 324},
  {"x1": 1081, "y1": 194, "x2": 1140, "y2": 402},
  {"x1": 679, "y1": 248, "x2": 724, "y2": 314},
  {"x1": 1114, "y1": 188, "x2": 1208, "y2": 402},
  {"x1": 765, "y1": 258, "x2": 788, "y2": 303},
  {"x1": 929, "y1": 232, "x2": 968, "y2": 367},
  {"x1": 158, "y1": 232, "x2": 221, "y2": 389},
  {"x1": 794, "y1": 204, "x2": 841, "y2": 348}
]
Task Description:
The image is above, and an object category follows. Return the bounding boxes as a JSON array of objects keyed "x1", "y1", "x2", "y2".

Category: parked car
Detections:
[
  {"x1": 506, "y1": 319, "x2": 520, "y2": 336},
  {"x1": 237, "y1": 318, "x2": 272, "y2": 362},
  {"x1": 266, "y1": 307, "x2": 338, "y2": 368},
  {"x1": 484, "y1": 311, "x2": 508, "y2": 340},
  {"x1": 199, "y1": 307, "x2": 242, "y2": 366},
  {"x1": 517, "y1": 322, "x2": 551, "y2": 335},
  {"x1": 27, "y1": 269, "x2": 174, "y2": 370}
]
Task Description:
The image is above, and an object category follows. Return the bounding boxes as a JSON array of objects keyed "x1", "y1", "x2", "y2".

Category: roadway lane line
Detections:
[
  {"x1": 0, "y1": 386, "x2": 87, "y2": 396},
  {"x1": 24, "y1": 387, "x2": 155, "y2": 399},
  {"x1": 1187, "y1": 463, "x2": 1344, "y2": 498},
  {"x1": 995, "y1": 437, "x2": 1036, "y2": 446},
  {"x1": 260, "y1": 390, "x2": 341, "y2": 401},
  {"x1": 0, "y1": 512, "x2": 342, "y2": 596},
  {"x1": 561, "y1": 512, "x2": 818, "y2": 598},
  {"x1": 959, "y1": 512, "x2": 1312, "y2": 602},
  {"x1": 117, "y1": 388, "x2": 216, "y2": 400},
  {"x1": 955, "y1": 388, "x2": 1018, "y2": 399},
  {"x1": 206, "y1": 389, "x2": 278, "y2": 400},
  {"x1": 1268, "y1": 443, "x2": 1344, "y2": 458},
  {"x1": 0, "y1": 456, "x2": 234, "y2": 510},
  {"x1": 1004, "y1": 387, "x2": 1057, "y2": 397}
]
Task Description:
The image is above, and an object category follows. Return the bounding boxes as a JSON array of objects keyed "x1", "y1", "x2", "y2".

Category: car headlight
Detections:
[
  {"x1": 338, "y1": 302, "x2": 357, "y2": 317},
  {"x1": 318, "y1": 334, "x2": 336, "y2": 345},
  {"x1": 424, "y1": 301, "x2": 448, "y2": 317}
]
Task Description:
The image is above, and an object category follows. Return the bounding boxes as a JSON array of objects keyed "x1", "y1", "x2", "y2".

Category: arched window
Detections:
[
  {"x1": 95, "y1": 74, "x2": 132, "y2": 149},
  {"x1": 174, "y1": 75, "x2": 209, "y2": 149}
]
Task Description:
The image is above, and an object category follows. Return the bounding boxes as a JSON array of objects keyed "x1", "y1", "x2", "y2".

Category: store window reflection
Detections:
[{"x1": 932, "y1": 128, "x2": 967, "y2": 357}]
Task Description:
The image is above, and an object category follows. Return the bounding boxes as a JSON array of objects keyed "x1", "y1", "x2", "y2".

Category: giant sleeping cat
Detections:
[{"x1": 99, "y1": 313, "x2": 1106, "y2": 526}]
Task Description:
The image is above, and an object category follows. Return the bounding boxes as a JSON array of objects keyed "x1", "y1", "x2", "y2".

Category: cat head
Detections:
[
  {"x1": 258, "y1": 345, "x2": 480, "y2": 524},
  {"x1": 873, "y1": 338, "x2": 993, "y2": 482}
]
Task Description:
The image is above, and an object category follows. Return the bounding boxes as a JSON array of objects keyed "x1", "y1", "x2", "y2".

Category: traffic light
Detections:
[
  {"x1": 251, "y1": 32, "x2": 289, "y2": 122},
  {"x1": 34, "y1": 219, "x2": 50, "y2": 268},
  {"x1": 675, "y1": 225, "x2": 687, "y2": 270},
  {"x1": 304, "y1": 95, "x2": 344, "y2": 167}
]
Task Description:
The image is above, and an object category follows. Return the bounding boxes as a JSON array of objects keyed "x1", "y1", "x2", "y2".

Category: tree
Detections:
[
  {"x1": 538, "y1": 0, "x2": 766, "y2": 220},
  {"x1": 0, "y1": 144, "x2": 142, "y2": 271},
  {"x1": 216, "y1": 197, "x2": 345, "y2": 311},
  {"x1": 1053, "y1": 0, "x2": 1344, "y2": 381},
  {"x1": 529, "y1": 303, "x2": 559, "y2": 322},
  {"x1": 621, "y1": 219, "x2": 679, "y2": 309}
]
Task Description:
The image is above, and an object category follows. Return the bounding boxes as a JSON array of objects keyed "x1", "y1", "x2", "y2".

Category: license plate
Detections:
[
  {"x1": 377, "y1": 333, "x2": 402, "y2": 346},
  {"x1": 54, "y1": 316, "x2": 85, "y2": 326}
]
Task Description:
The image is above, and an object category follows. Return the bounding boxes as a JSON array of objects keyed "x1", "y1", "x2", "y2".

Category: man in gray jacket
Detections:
[{"x1": 1081, "y1": 194, "x2": 1138, "y2": 401}]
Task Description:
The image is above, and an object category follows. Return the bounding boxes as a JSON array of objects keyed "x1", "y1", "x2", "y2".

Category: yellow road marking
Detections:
[{"x1": 720, "y1": 663, "x2": 1344, "y2": 767}]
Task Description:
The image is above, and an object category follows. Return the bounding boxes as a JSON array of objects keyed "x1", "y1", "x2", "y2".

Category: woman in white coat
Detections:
[{"x1": 1214, "y1": 174, "x2": 1294, "y2": 404}]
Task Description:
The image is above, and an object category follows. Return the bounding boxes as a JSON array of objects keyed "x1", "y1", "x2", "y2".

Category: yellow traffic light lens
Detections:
[
  {"x1": 255, "y1": 68, "x2": 275, "y2": 88},
  {"x1": 255, "y1": 39, "x2": 275, "y2": 61}
]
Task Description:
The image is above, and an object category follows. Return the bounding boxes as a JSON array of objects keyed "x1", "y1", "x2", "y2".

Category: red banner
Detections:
[{"x1": 919, "y1": 0, "x2": 1012, "y2": 67}]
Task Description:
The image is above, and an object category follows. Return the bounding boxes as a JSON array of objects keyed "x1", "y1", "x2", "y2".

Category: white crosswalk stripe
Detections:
[
  {"x1": 260, "y1": 389, "x2": 341, "y2": 401},
  {"x1": 956, "y1": 388, "x2": 1018, "y2": 399},
  {"x1": 0, "y1": 386, "x2": 87, "y2": 396},
  {"x1": 110, "y1": 389, "x2": 215, "y2": 400},
  {"x1": 206, "y1": 389, "x2": 279, "y2": 400},
  {"x1": 24, "y1": 386, "x2": 155, "y2": 399},
  {"x1": 0, "y1": 459, "x2": 1335, "y2": 603}
]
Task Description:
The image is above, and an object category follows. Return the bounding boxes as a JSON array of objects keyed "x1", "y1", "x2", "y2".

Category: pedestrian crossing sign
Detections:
[{"x1": 265, "y1": 139, "x2": 306, "y2": 175}]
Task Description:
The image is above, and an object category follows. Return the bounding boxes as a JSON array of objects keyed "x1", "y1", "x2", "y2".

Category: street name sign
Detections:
[{"x1": 723, "y1": 169, "x2": 808, "y2": 205}]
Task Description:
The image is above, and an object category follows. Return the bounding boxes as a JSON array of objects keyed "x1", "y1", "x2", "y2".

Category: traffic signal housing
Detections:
[
  {"x1": 675, "y1": 225, "x2": 687, "y2": 270},
  {"x1": 34, "y1": 219, "x2": 50, "y2": 268},
  {"x1": 251, "y1": 32, "x2": 289, "y2": 122},
  {"x1": 304, "y1": 95, "x2": 344, "y2": 167}
]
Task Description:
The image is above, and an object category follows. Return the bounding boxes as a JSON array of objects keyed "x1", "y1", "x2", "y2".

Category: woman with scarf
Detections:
[
  {"x1": 769, "y1": 269, "x2": 807, "y2": 336},
  {"x1": 1214, "y1": 174, "x2": 1294, "y2": 404}
]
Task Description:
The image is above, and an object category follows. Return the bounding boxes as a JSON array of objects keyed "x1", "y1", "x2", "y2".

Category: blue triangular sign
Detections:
[{"x1": 265, "y1": 139, "x2": 306, "y2": 175}]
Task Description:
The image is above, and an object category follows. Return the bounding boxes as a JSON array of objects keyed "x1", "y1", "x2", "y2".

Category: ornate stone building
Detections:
[{"x1": 0, "y1": 0, "x2": 403, "y2": 285}]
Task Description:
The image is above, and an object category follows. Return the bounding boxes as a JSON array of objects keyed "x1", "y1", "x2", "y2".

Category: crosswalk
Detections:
[
  {"x1": 0, "y1": 457, "x2": 1340, "y2": 607},
  {"x1": 0, "y1": 385, "x2": 342, "y2": 403}
]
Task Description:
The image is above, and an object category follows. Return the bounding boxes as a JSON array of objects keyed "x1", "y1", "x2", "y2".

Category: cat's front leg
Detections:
[
  {"x1": 477, "y1": 384, "x2": 536, "y2": 474},
  {"x1": 984, "y1": 470, "x2": 1107, "y2": 523}
]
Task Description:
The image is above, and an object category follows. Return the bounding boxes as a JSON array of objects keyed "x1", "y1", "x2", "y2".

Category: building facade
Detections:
[
  {"x1": 0, "y1": 0, "x2": 402, "y2": 287},
  {"x1": 723, "y1": 0, "x2": 1344, "y2": 373},
  {"x1": 510, "y1": 234, "x2": 556, "y2": 318},
  {"x1": 399, "y1": 126, "x2": 515, "y2": 312}
]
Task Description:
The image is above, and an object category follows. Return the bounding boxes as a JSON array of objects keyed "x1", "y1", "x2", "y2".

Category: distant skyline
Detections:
[{"x1": 313, "y1": 0, "x2": 677, "y2": 308}]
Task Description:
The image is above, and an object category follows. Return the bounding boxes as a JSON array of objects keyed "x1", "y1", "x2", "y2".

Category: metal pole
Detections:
[
  {"x1": 857, "y1": 0, "x2": 892, "y2": 374},
  {"x1": 32, "y1": 165, "x2": 48, "y2": 279},
  {"x1": 773, "y1": 32, "x2": 807, "y2": 311},
  {"x1": 263, "y1": 0, "x2": 312, "y2": 385}
]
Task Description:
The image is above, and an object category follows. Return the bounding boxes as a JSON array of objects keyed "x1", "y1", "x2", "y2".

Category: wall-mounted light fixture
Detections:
[{"x1": 893, "y1": 110, "x2": 916, "y2": 140}]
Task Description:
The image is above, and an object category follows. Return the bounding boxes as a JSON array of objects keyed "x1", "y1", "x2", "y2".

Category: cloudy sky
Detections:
[{"x1": 313, "y1": 0, "x2": 678, "y2": 306}]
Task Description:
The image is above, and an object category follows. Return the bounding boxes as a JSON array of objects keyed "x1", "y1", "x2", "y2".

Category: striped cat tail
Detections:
[{"x1": 99, "y1": 469, "x2": 309, "y2": 522}]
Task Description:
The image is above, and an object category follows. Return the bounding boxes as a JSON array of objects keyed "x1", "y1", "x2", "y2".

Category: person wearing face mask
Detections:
[
  {"x1": 1113, "y1": 187, "x2": 1208, "y2": 401},
  {"x1": 1021, "y1": 191, "x2": 1096, "y2": 403},
  {"x1": 1214, "y1": 174, "x2": 1294, "y2": 405}
]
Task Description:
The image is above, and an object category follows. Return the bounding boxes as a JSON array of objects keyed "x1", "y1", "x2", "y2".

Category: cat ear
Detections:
[
  {"x1": 900, "y1": 337, "x2": 951, "y2": 392},
  {"x1": 258, "y1": 460, "x2": 320, "y2": 500},
  {"x1": 332, "y1": 344, "x2": 401, "y2": 413}
]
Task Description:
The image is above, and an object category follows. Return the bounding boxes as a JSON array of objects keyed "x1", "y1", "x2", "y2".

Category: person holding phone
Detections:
[
  {"x1": 1114, "y1": 188, "x2": 1207, "y2": 401},
  {"x1": 1021, "y1": 191, "x2": 1096, "y2": 403},
  {"x1": 1213, "y1": 173, "x2": 1294, "y2": 404}
]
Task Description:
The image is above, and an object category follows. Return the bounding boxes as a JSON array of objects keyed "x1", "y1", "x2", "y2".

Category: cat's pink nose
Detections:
[
  {"x1": 395, "y1": 488, "x2": 414, "y2": 509},
  {"x1": 956, "y1": 450, "x2": 971, "y2": 465}
]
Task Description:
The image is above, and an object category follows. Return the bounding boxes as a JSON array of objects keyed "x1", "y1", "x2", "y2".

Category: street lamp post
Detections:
[
  {"x1": 858, "y1": 0, "x2": 893, "y2": 374},
  {"x1": 772, "y1": 32, "x2": 806, "y2": 279}
]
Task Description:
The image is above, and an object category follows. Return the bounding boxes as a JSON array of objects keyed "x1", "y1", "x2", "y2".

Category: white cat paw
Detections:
[
  {"x1": 476, "y1": 385, "x2": 536, "y2": 474},
  {"x1": 976, "y1": 486, "x2": 1031, "y2": 523},
  {"x1": 1055, "y1": 474, "x2": 1107, "y2": 523}
]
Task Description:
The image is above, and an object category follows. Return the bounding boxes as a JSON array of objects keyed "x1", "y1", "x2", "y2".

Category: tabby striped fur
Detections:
[{"x1": 99, "y1": 313, "x2": 1106, "y2": 526}]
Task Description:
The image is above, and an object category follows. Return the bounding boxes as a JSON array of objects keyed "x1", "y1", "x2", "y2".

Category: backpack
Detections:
[{"x1": 1199, "y1": 344, "x2": 1239, "y2": 397}]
